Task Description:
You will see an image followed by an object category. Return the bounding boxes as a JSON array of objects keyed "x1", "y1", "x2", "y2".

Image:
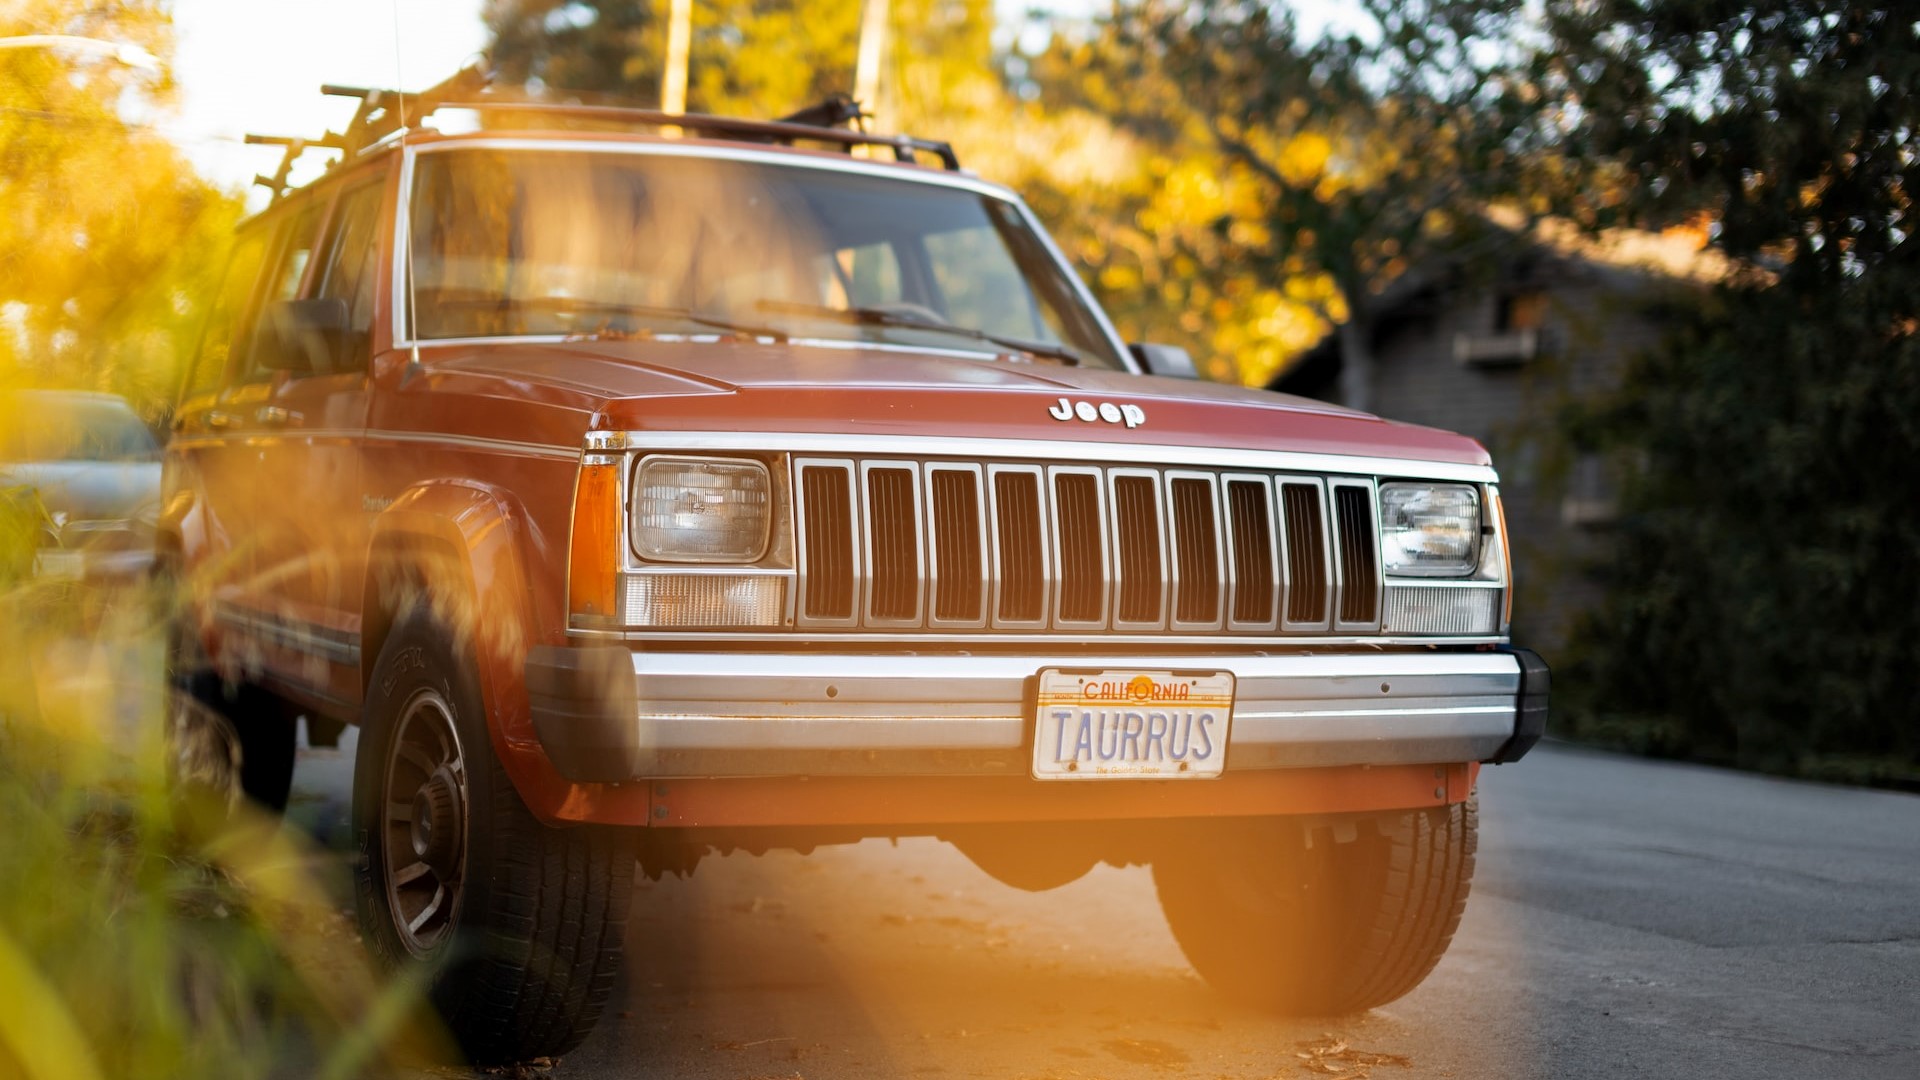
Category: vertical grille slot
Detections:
[
  {"x1": 1053, "y1": 471, "x2": 1106, "y2": 625},
  {"x1": 992, "y1": 470, "x2": 1046, "y2": 623},
  {"x1": 864, "y1": 465, "x2": 921, "y2": 623},
  {"x1": 799, "y1": 463, "x2": 855, "y2": 620},
  {"x1": 1281, "y1": 481, "x2": 1329, "y2": 626},
  {"x1": 1110, "y1": 473, "x2": 1164, "y2": 626},
  {"x1": 1169, "y1": 476, "x2": 1222, "y2": 626},
  {"x1": 1226, "y1": 478, "x2": 1277, "y2": 627},
  {"x1": 1334, "y1": 484, "x2": 1380, "y2": 626},
  {"x1": 929, "y1": 468, "x2": 984, "y2": 623}
]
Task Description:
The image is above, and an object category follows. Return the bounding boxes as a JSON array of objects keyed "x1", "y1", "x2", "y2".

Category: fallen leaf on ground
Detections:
[
  {"x1": 1293, "y1": 1034, "x2": 1412, "y2": 1078},
  {"x1": 1103, "y1": 1037, "x2": 1191, "y2": 1066}
]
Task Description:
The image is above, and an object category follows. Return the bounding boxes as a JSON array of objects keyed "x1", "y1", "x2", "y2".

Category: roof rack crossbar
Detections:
[
  {"x1": 244, "y1": 132, "x2": 347, "y2": 197},
  {"x1": 244, "y1": 61, "x2": 961, "y2": 206},
  {"x1": 433, "y1": 99, "x2": 961, "y2": 170}
]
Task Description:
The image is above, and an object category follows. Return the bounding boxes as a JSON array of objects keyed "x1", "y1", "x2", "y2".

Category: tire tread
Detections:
[
  {"x1": 1154, "y1": 797, "x2": 1477, "y2": 1016},
  {"x1": 354, "y1": 607, "x2": 632, "y2": 1066}
]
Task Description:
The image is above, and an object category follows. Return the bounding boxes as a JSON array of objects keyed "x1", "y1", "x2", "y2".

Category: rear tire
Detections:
[
  {"x1": 160, "y1": 557, "x2": 297, "y2": 815},
  {"x1": 168, "y1": 673, "x2": 297, "y2": 814},
  {"x1": 352, "y1": 605, "x2": 631, "y2": 1065},
  {"x1": 1153, "y1": 798, "x2": 1477, "y2": 1015}
]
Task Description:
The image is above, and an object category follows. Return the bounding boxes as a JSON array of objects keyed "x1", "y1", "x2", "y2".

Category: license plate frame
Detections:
[{"x1": 1031, "y1": 667, "x2": 1235, "y2": 780}]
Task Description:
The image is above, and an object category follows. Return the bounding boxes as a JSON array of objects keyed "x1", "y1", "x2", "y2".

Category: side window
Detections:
[
  {"x1": 182, "y1": 232, "x2": 268, "y2": 404},
  {"x1": 310, "y1": 180, "x2": 386, "y2": 375},
  {"x1": 240, "y1": 205, "x2": 324, "y2": 383}
]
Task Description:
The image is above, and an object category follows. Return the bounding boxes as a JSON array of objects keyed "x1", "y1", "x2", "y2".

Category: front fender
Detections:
[{"x1": 366, "y1": 480, "x2": 588, "y2": 823}]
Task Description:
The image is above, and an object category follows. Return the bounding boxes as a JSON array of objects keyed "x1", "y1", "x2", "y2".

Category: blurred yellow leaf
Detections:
[{"x1": 0, "y1": 928, "x2": 101, "y2": 1080}]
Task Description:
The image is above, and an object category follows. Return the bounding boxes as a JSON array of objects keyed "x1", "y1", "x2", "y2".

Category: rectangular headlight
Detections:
[
  {"x1": 1379, "y1": 483, "x2": 1482, "y2": 577},
  {"x1": 631, "y1": 455, "x2": 771, "y2": 563}
]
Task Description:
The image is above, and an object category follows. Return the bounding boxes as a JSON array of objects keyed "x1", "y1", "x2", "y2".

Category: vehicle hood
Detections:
[
  {"x1": 421, "y1": 339, "x2": 1491, "y2": 467},
  {"x1": 0, "y1": 461, "x2": 162, "y2": 524}
]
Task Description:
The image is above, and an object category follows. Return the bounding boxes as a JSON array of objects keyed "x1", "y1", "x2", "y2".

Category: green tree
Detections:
[
  {"x1": 483, "y1": 0, "x2": 865, "y2": 119},
  {"x1": 1026, "y1": 0, "x2": 1588, "y2": 398},
  {"x1": 482, "y1": 0, "x2": 1002, "y2": 124},
  {"x1": 1547, "y1": 2, "x2": 1920, "y2": 781},
  {"x1": 0, "y1": 0, "x2": 241, "y2": 414}
]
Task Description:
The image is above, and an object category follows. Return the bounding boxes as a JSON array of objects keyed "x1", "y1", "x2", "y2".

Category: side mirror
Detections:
[
  {"x1": 1129, "y1": 342, "x2": 1199, "y2": 379},
  {"x1": 262, "y1": 298, "x2": 351, "y2": 374}
]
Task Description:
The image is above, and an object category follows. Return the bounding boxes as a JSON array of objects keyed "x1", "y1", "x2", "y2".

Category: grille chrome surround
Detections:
[
  {"x1": 1166, "y1": 470, "x2": 1225, "y2": 631},
  {"x1": 926, "y1": 464, "x2": 989, "y2": 628},
  {"x1": 795, "y1": 455, "x2": 1400, "y2": 636},
  {"x1": 1330, "y1": 479, "x2": 1384, "y2": 632},
  {"x1": 1223, "y1": 474, "x2": 1280, "y2": 631},
  {"x1": 1049, "y1": 465, "x2": 1110, "y2": 630},
  {"x1": 795, "y1": 459, "x2": 860, "y2": 626},
  {"x1": 1278, "y1": 478, "x2": 1333, "y2": 631},
  {"x1": 860, "y1": 460, "x2": 925, "y2": 627}
]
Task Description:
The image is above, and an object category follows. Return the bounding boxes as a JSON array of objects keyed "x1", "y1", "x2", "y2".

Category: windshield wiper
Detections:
[
  {"x1": 432, "y1": 296, "x2": 789, "y2": 342},
  {"x1": 755, "y1": 300, "x2": 1082, "y2": 366},
  {"x1": 570, "y1": 300, "x2": 791, "y2": 343}
]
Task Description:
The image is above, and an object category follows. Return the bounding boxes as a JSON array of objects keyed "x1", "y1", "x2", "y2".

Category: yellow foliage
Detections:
[
  {"x1": 1276, "y1": 131, "x2": 1331, "y2": 186},
  {"x1": 0, "y1": 0, "x2": 240, "y2": 414}
]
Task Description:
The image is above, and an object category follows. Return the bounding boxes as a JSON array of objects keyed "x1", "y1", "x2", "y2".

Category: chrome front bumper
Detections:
[{"x1": 524, "y1": 646, "x2": 1543, "y2": 781}]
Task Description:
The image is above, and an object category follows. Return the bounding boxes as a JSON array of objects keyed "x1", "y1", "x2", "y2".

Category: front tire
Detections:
[
  {"x1": 352, "y1": 606, "x2": 631, "y2": 1065},
  {"x1": 1153, "y1": 798, "x2": 1477, "y2": 1015}
]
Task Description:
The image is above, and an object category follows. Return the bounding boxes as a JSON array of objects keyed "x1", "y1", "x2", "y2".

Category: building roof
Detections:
[{"x1": 1269, "y1": 211, "x2": 1733, "y2": 401}]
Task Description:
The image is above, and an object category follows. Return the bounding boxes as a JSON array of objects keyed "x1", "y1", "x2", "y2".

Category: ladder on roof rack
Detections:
[{"x1": 244, "y1": 61, "x2": 961, "y2": 204}]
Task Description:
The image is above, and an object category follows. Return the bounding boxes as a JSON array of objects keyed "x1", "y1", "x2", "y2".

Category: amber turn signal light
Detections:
[{"x1": 568, "y1": 459, "x2": 621, "y2": 621}]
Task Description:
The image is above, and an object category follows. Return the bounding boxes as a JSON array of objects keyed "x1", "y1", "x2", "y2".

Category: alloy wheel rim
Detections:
[{"x1": 381, "y1": 687, "x2": 469, "y2": 958}]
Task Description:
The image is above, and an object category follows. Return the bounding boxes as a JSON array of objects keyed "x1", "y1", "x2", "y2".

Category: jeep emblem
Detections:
[{"x1": 1049, "y1": 397, "x2": 1145, "y2": 428}]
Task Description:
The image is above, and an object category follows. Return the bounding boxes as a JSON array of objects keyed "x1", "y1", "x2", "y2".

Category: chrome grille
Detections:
[
  {"x1": 798, "y1": 462, "x2": 856, "y2": 622},
  {"x1": 795, "y1": 456, "x2": 1385, "y2": 635},
  {"x1": 1280, "y1": 480, "x2": 1330, "y2": 628},
  {"x1": 1168, "y1": 473, "x2": 1222, "y2": 628},
  {"x1": 1051, "y1": 469, "x2": 1107, "y2": 626},
  {"x1": 1110, "y1": 472, "x2": 1164, "y2": 627},
  {"x1": 1333, "y1": 482, "x2": 1382, "y2": 628},
  {"x1": 863, "y1": 463, "x2": 922, "y2": 624},
  {"x1": 1225, "y1": 476, "x2": 1277, "y2": 628},
  {"x1": 990, "y1": 468, "x2": 1046, "y2": 625},
  {"x1": 927, "y1": 466, "x2": 985, "y2": 625}
]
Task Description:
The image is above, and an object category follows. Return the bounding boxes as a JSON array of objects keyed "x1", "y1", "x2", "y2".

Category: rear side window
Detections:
[
  {"x1": 240, "y1": 205, "x2": 324, "y2": 383},
  {"x1": 183, "y1": 232, "x2": 268, "y2": 402},
  {"x1": 309, "y1": 180, "x2": 386, "y2": 375}
]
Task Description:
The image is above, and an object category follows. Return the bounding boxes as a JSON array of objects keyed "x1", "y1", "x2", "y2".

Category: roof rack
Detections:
[{"x1": 245, "y1": 61, "x2": 961, "y2": 204}]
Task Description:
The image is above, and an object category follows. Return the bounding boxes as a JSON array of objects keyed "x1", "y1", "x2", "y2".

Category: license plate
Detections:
[
  {"x1": 33, "y1": 550, "x2": 83, "y2": 581},
  {"x1": 1031, "y1": 668, "x2": 1234, "y2": 780}
]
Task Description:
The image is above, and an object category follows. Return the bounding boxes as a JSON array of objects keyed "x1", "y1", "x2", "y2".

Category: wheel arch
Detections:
[{"x1": 362, "y1": 480, "x2": 586, "y2": 822}]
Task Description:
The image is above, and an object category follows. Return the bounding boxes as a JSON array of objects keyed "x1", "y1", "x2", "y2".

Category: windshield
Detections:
[
  {"x1": 407, "y1": 147, "x2": 1127, "y2": 369},
  {"x1": 0, "y1": 392, "x2": 158, "y2": 463}
]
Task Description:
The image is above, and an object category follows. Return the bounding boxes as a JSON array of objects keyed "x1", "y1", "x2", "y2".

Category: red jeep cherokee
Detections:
[{"x1": 164, "y1": 80, "x2": 1547, "y2": 1065}]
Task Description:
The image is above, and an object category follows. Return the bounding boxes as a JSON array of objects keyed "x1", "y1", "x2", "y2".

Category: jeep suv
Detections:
[{"x1": 164, "y1": 74, "x2": 1546, "y2": 1065}]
